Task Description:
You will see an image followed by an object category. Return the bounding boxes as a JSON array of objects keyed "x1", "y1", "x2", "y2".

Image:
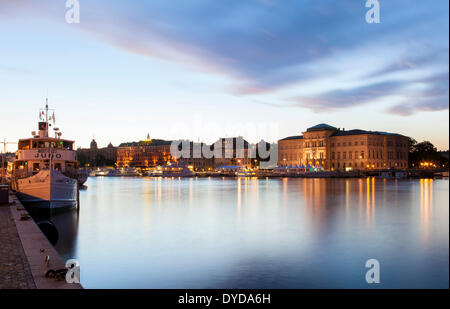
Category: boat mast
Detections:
[{"x1": 45, "y1": 97, "x2": 53, "y2": 171}]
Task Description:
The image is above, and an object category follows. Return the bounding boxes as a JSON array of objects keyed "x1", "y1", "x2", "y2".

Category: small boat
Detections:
[
  {"x1": 161, "y1": 162, "x2": 194, "y2": 177},
  {"x1": 118, "y1": 167, "x2": 142, "y2": 177},
  {"x1": 235, "y1": 167, "x2": 256, "y2": 177}
]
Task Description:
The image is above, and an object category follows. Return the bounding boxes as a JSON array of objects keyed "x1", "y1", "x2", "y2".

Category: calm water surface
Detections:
[{"x1": 50, "y1": 177, "x2": 448, "y2": 288}]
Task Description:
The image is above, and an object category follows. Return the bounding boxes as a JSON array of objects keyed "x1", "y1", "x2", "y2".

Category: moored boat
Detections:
[
  {"x1": 161, "y1": 162, "x2": 194, "y2": 177},
  {"x1": 10, "y1": 101, "x2": 79, "y2": 211}
]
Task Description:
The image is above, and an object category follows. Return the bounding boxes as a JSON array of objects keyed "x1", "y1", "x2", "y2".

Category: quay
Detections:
[{"x1": 0, "y1": 191, "x2": 82, "y2": 289}]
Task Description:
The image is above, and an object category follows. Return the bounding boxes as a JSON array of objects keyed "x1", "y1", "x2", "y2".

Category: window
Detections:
[
  {"x1": 354, "y1": 141, "x2": 358, "y2": 146},
  {"x1": 360, "y1": 151, "x2": 364, "y2": 159},
  {"x1": 331, "y1": 152, "x2": 335, "y2": 160},
  {"x1": 33, "y1": 163, "x2": 40, "y2": 171},
  {"x1": 337, "y1": 152, "x2": 341, "y2": 159},
  {"x1": 343, "y1": 152, "x2": 346, "y2": 159},
  {"x1": 349, "y1": 152, "x2": 352, "y2": 159}
]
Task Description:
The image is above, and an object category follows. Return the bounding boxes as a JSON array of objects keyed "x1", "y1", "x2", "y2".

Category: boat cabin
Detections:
[{"x1": 14, "y1": 137, "x2": 77, "y2": 175}]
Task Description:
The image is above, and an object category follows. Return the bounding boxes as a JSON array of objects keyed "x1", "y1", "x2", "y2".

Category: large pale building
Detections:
[{"x1": 278, "y1": 124, "x2": 409, "y2": 170}]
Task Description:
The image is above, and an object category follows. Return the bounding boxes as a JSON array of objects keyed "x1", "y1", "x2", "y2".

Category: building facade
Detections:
[
  {"x1": 116, "y1": 139, "x2": 173, "y2": 167},
  {"x1": 278, "y1": 124, "x2": 409, "y2": 170},
  {"x1": 178, "y1": 142, "x2": 215, "y2": 171},
  {"x1": 212, "y1": 137, "x2": 251, "y2": 168}
]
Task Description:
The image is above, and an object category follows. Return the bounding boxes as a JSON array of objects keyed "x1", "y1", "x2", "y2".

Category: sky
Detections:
[{"x1": 0, "y1": 0, "x2": 448, "y2": 151}]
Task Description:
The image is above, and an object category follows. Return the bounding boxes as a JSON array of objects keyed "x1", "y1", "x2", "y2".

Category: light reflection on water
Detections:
[{"x1": 49, "y1": 177, "x2": 448, "y2": 289}]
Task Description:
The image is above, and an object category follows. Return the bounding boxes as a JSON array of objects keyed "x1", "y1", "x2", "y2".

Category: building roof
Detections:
[
  {"x1": 332, "y1": 129, "x2": 407, "y2": 138},
  {"x1": 280, "y1": 135, "x2": 303, "y2": 141},
  {"x1": 306, "y1": 123, "x2": 337, "y2": 132}
]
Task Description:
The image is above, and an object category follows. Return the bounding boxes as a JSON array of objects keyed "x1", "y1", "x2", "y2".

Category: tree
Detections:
[
  {"x1": 76, "y1": 150, "x2": 89, "y2": 167},
  {"x1": 408, "y1": 139, "x2": 444, "y2": 168}
]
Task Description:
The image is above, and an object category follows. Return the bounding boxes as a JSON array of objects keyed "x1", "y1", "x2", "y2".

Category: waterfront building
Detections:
[
  {"x1": 178, "y1": 142, "x2": 215, "y2": 171},
  {"x1": 278, "y1": 124, "x2": 409, "y2": 170},
  {"x1": 212, "y1": 137, "x2": 251, "y2": 168},
  {"x1": 76, "y1": 139, "x2": 117, "y2": 166},
  {"x1": 116, "y1": 136, "x2": 173, "y2": 168}
]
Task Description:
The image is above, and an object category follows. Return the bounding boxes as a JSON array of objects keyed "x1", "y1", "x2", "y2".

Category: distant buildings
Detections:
[
  {"x1": 76, "y1": 139, "x2": 117, "y2": 167},
  {"x1": 278, "y1": 123, "x2": 409, "y2": 170}
]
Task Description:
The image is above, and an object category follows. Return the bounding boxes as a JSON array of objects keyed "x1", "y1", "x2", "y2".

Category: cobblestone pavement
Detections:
[{"x1": 0, "y1": 205, "x2": 36, "y2": 289}]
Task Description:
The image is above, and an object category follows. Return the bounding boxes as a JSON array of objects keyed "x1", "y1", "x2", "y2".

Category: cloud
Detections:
[
  {"x1": 1, "y1": 0, "x2": 448, "y2": 114},
  {"x1": 387, "y1": 73, "x2": 449, "y2": 116},
  {"x1": 290, "y1": 80, "x2": 406, "y2": 112}
]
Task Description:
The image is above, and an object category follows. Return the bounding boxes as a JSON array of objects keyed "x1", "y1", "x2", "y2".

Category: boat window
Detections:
[
  {"x1": 33, "y1": 163, "x2": 40, "y2": 172},
  {"x1": 63, "y1": 141, "x2": 73, "y2": 150},
  {"x1": 32, "y1": 141, "x2": 38, "y2": 149},
  {"x1": 55, "y1": 163, "x2": 62, "y2": 171},
  {"x1": 38, "y1": 141, "x2": 45, "y2": 148},
  {"x1": 18, "y1": 140, "x2": 30, "y2": 150},
  {"x1": 45, "y1": 142, "x2": 50, "y2": 148}
]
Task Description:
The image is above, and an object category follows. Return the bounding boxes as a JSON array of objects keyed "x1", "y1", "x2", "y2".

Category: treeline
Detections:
[
  {"x1": 408, "y1": 138, "x2": 448, "y2": 168},
  {"x1": 76, "y1": 152, "x2": 115, "y2": 167}
]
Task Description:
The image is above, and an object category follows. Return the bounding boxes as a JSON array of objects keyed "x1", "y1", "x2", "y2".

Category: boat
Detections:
[
  {"x1": 235, "y1": 167, "x2": 256, "y2": 177},
  {"x1": 89, "y1": 168, "x2": 110, "y2": 176},
  {"x1": 116, "y1": 167, "x2": 141, "y2": 177},
  {"x1": 10, "y1": 101, "x2": 79, "y2": 211},
  {"x1": 161, "y1": 162, "x2": 194, "y2": 177}
]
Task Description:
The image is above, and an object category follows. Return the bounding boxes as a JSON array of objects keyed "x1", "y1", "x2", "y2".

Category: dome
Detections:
[{"x1": 90, "y1": 139, "x2": 98, "y2": 149}]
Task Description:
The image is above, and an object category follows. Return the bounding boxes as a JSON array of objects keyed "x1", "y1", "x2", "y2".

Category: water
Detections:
[{"x1": 48, "y1": 177, "x2": 448, "y2": 288}]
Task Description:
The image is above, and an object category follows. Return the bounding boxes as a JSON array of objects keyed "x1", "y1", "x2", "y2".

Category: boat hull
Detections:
[{"x1": 15, "y1": 170, "x2": 77, "y2": 211}]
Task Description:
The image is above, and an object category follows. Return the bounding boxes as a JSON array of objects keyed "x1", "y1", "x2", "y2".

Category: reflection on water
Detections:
[{"x1": 47, "y1": 177, "x2": 448, "y2": 289}]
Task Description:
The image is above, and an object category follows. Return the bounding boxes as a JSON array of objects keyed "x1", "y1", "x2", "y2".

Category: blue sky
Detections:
[{"x1": 0, "y1": 0, "x2": 448, "y2": 150}]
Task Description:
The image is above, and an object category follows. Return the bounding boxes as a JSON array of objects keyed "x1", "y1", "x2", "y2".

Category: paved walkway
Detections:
[
  {"x1": 1, "y1": 195, "x2": 82, "y2": 289},
  {"x1": 0, "y1": 204, "x2": 36, "y2": 289}
]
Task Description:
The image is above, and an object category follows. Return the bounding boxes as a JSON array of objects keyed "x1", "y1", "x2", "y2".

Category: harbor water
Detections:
[{"x1": 46, "y1": 177, "x2": 448, "y2": 288}]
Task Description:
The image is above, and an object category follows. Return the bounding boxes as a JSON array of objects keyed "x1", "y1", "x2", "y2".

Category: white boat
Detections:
[{"x1": 10, "y1": 101, "x2": 78, "y2": 211}]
